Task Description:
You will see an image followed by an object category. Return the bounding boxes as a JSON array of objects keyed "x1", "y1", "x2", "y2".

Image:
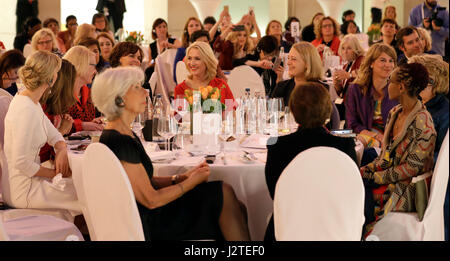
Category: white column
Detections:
[
  {"x1": 189, "y1": 0, "x2": 223, "y2": 22},
  {"x1": 0, "y1": 0, "x2": 16, "y2": 49},
  {"x1": 316, "y1": 0, "x2": 348, "y2": 21}
]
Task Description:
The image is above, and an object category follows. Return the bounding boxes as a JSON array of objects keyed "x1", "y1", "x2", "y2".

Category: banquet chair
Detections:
[
  {"x1": 227, "y1": 65, "x2": 266, "y2": 99},
  {"x1": 75, "y1": 142, "x2": 145, "y2": 241},
  {"x1": 154, "y1": 49, "x2": 178, "y2": 107},
  {"x1": 368, "y1": 131, "x2": 449, "y2": 241},
  {"x1": 176, "y1": 61, "x2": 190, "y2": 86},
  {"x1": 274, "y1": 147, "x2": 365, "y2": 241}
]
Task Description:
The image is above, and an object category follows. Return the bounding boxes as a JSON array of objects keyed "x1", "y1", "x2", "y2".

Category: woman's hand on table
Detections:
[{"x1": 185, "y1": 161, "x2": 210, "y2": 185}]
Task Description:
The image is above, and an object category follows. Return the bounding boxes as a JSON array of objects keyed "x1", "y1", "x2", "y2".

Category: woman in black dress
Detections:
[{"x1": 91, "y1": 66, "x2": 250, "y2": 241}]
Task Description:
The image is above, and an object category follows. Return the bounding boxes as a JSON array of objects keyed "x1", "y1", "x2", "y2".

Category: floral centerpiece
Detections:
[
  {"x1": 367, "y1": 23, "x2": 381, "y2": 44},
  {"x1": 184, "y1": 85, "x2": 226, "y2": 113},
  {"x1": 125, "y1": 31, "x2": 144, "y2": 44}
]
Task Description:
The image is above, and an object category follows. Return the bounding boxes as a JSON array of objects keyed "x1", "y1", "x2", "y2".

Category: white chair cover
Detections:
[
  {"x1": 370, "y1": 131, "x2": 449, "y2": 241},
  {"x1": 153, "y1": 49, "x2": 178, "y2": 107},
  {"x1": 175, "y1": 61, "x2": 190, "y2": 87},
  {"x1": 0, "y1": 211, "x2": 83, "y2": 241},
  {"x1": 75, "y1": 143, "x2": 144, "y2": 241},
  {"x1": 227, "y1": 65, "x2": 266, "y2": 99},
  {"x1": 274, "y1": 147, "x2": 365, "y2": 241}
]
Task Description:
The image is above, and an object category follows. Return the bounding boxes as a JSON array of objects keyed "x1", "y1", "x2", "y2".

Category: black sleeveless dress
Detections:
[{"x1": 100, "y1": 129, "x2": 224, "y2": 240}]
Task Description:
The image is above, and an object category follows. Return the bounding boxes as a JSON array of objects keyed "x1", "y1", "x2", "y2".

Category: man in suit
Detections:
[
  {"x1": 96, "y1": 0, "x2": 126, "y2": 33},
  {"x1": 16, "y1": 0, "x2": 38, "y2": 35}
]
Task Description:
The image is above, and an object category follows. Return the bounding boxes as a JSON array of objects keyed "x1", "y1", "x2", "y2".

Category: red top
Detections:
[
  {"x1": 68, "y1": 85, "x2": 96, "y2": 133},
  {"x1": 311, "y1": 36, "x2": 341, "y2": 60},
  {"x1": 174, "y1": 78, "x2": 235, "y2": 107}
]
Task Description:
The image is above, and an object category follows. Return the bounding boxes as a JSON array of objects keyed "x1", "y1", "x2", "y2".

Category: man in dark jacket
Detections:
[
  {"x1": 16, "y1": 0, "x2": 38, "y2": 35},
  {"x1": 96, "y1": 0, "x2": 126, "y2": 33}
]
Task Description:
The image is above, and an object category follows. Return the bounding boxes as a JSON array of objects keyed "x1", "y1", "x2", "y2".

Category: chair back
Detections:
[
  {"x1": 274, "y1": 146, "x2": 365, "y2": 240},
  {"x1": 227, "y1": 65, "x2": 265, "y2": 99},
  {"x1": 76, "y1": 143, "x2": 145, "y2": 241},
  {"x1": 423, "y1": 130, "x2": 449, "y2": 240},
  {"x1": 176, "y1": 61, "x2": 190, "y2": 85},
  {"x1": 154, "y1": 49, "x2": 178, "y2": 107}
]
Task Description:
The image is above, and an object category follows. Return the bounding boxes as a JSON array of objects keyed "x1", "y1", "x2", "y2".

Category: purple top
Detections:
[{"x1": 345, "y1": 83, "x2": 398, "y2": 134}]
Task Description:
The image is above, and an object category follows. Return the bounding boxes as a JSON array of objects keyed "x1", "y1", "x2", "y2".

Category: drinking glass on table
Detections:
[
  {"x1": 157, "y1": 111, "x2": 178, "y2": 151},
  {"x1": 131, "y1": 112, "x2": 146, "y2": 139},
  {"x1": 267, "y1": 98, "x2": 280, "y2": 136}
]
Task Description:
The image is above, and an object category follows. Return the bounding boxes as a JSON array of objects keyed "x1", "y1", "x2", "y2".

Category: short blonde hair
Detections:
[
  {"x1": 338, "y1": 34, "x2": 365, "y2": 61},
  {"x1": 314, "y1": 16, "x2": 340, "y2": 40},
  {"x1": 18, "y1": 50, "x2": 61, "y2": 91},
  {"x1": 354, "y1": 43, "x2": 397, "y2": 95},
  {"x1": 31, "y1": 28, "x2": 58, "y2": 52},
  {"x1": 91, "y1": 66, "x2": 144, "y2": 121},
  {"x1": 73, "y1": 23, "x2": 96, "y2": 46},
  {"x1": 290, "y1": 41, "x2": 324, "y2": 81},
  {"x1": 416, "y1": 27, "x2": 432, "y2": 52},
  {"x1": 185, "y1": 41, "x2": 218, "y2": 83},
  {"x1": 63, "y1": 45, "x2": 95, "y2": 78},
  {"x1": 409, "y1": 54, "x2": 449, "y2": 95}
]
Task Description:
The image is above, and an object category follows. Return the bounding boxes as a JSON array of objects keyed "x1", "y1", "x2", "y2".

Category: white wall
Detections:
[{"x1": 0, "y1": 0, "x2": 16, "y2": 50}]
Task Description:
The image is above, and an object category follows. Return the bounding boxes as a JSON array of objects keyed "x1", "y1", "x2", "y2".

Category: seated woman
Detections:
[
  {"x1": 266, "y1": 20, "x2": 292, "y2": 53},
  {"x1": 174, "y1": 41, "x2": 234, "y2": 103},
  {"x1": 238, "y1": 11, "x2": 262, "y2": 46},
  {"x1": 340, "y1": 20, "x2": 359, "y2": 38},
  {"x1": 311, "y1": 16, "x2": 341, "y2": 60},
  {"x1": 301, "y1": 13, "x2": 324, "y2": 43},
  {"x1": 345, "y1": 43, "x2": 398, "y2": 155},
  {"x1": 416, "y1": 27, "x2": 437, "y2": 55},
  {"x1": 91, "y1": 13, "x2": 114, "y2": 39},
  {"x1": 73, "y1": 23, "x2": 96, "y2": 46},
  {"x1": 97, "y1": 32, "x2": 115, "y2": 67},
  {"x1": 361, "y1": 63, "x2": 436, "y2": 238},
  {"x1": 271, "y1": 41, "x2": 340, "y2": 129},
  {"x1": 173, "y1": 17, "x2": 203, "y2": 84},
  {"x1": 91, "y1": 66, "x2": 250, "y2": 240},
  {"x1": 63, "y1": 46, "x2": 103, "y2": 132},
  {"x1": 39, "y1": 59, "x2": 76, "y2": 163},
  {"x1": 3, "y1": 51, "x2": 79, "y2": 215},
  {"x1": 43, "y1": 18, "x2": 66, "y2": 54},
  {"x1": 264, "y1": 81, "x2": 357, "y2": 241},
  {"x1": 0, "y1": 50, "x2": 25, "y2": 97},
  {"x1": 213, "y1": 25, "x2": 255, "y2": 71},
  {"x1": 282, "y1": 16, "x2": 301, "y2": 46},
  {"x1": 31, "y1": 28, "x2": 64, "y2": 58},
  {"x1": 333, "y1": 34, "x2": 365, "y2": 121},
  {"x1": 77, "y1": 37, "x2": 109, "y2": 73}
]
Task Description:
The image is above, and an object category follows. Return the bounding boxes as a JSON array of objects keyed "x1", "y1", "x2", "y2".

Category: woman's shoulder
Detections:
[
  {"x1": 211, "y1": 77, "x2": 228, "y2": 87},
  {"x1": 100, "y1": 129, "x2": 138, "y2": 149}
]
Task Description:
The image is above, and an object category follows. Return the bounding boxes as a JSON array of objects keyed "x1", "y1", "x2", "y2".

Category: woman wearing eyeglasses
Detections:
[
  {"x1": 31, "y1": 28, "x2": 64, "y2": 58},
  {"x1": 311, "y1": 16, "x2": 341, "y2": 60}
]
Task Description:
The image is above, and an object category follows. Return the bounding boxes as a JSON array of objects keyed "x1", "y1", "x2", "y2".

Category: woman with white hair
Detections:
[
  {"x1": 3, "y1": 51, "x2": 79, "y2": 214},
  {"x1": 92, "y1": 66, "x2": 250, "y2": 240},
  {"x1": 63, "y1": 46, "x2": 103, "y2": 132},
  {"x1": 31, "y1": 28, "x2": 63, "y2": 57}
]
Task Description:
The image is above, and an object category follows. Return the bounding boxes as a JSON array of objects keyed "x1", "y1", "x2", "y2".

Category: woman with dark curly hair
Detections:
[{"x1": 361, "y1": 62, "x2": 437, "y2": 238}]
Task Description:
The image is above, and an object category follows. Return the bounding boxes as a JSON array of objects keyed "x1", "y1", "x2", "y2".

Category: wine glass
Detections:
[
  {"x1": 267, "y1": 98, "x2": 279, "y2": 136},
  {"x1": 132, "y1": 113, "x2": 145, "y2": 139},
  {"x1": 157, "y1": 112, "x2": 178, "y2": 151}
]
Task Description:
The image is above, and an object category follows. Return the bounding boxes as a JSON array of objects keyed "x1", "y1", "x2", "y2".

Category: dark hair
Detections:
[
  {"x1": 289, "y1": 82, "x2": 332, "y2": 128},
  {"x1": 109, "y1": 42, "x2": 143, "y2": 68},
  {"x1": 393, "y1": 63, "x2": 429, "y2": 97},
  {"x1": 396, "y1": 26, "x2": 419, "y2": 49},
  {"x1": 190, "y1": 30, "x2": 210, "y2": 43},
  {"x1": 24, "y1": 17, "x2": 42, "y2": 34},
  {"x1": 41, "y1": 59, "x2": 77, "y2": 115},
  {"x1": 256, "y1": 35, "x2": 278, "y2": 56},
  {"x1": 310, "y1": 12, "x2": 324, "y2": 25},
  {"x1": 203, "y1": 16, "x2": 217, "y2": 25},
  {"x1": 152, "y1": 18, "x2": 169, "y2": 40},
  {"x1": 92, "y1": 13, "x2": 109, "y2": 32},
  {"x1": 77, "y1": 37, "x2": 100, "y2": 51},
  {"x1": 66, "y1": 15, "x2": 77, "y2": 24},
  {"x1": 341, "y1": 20, "x2": 358, "y2": 35},
  {"x1": 43, "y1": 18, "x2": 59, "y2": 28},
  {"x1": 342, "y1": 9, "x2": 355, "y2": 23},
  {"x1": 0, "y1": 50, "x2": 26, "y2": 89},
  {"x1": 381, "y1": 18, "x2": 400, "y2": 30},
  {"x1": 284, "y1": 17, "x2": 300, "y2": 31},
  {"x1": 371, "y1": 8, "x2": 382, "y2": 23}
]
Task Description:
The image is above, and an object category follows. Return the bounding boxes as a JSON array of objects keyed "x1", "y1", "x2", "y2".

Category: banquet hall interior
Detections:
[{"x1": 0, "y1": 0, "x2": 449, "y2": 245}]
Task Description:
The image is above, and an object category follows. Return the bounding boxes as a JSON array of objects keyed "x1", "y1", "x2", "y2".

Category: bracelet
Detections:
[{"x1": 177, "y1": 183, "x2": 184, "y2": 195}]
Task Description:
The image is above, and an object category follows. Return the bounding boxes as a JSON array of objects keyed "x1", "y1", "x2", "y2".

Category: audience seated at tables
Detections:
[
  {"x1": 97, "y1": 32, "x2": 115, "y2": 66},
  {"x1": 264, "y1": 81, "x2": 357, "y2": 241},
  {"x1": 174, "y1": 41, "x2": 234, "y2": 103},
  {"x1": 43, "y1": 18, "x2": 66, "y2": 54},
  {"x1": 73, "y1": 23, "x2": 97, "y2": 46},
  {"x1": 31, "y1": 28, "x2": 64, "y2": 58},
  {"x1": 91, "y1": 13, "x2": 114, "y2": 39},
  {"x1": 58, "y1": 15, "x2": 78, "y2": 52},
  {"x1": 0, "y1": 50, "x2": 25, "y2": 97},
  {"x1": 361, "y1": 63, "x2": 436, "y2": 238},
  {"x1": 301, "y1": 12, "x2": 324, "y2": 43},
  {"x1": 92, "y1": 66, "x2": 250, "y2": 240},
  {"x1": 396, "y1": 26, "x2": 426, "y2": 66},
  {"x1": 2, "y1": 51, "x2": 80, "y2": 215},
  {"x1": 265, "y1": 20, "x2": 292, "y2": 53},
  {"x1": 345, "y1": 43, "x2": 398, "y2": 158},
  {"x1": 311, "y1": 16, "x2": 341, "y2": 60},
  {"x1": 333, "y1": 34, "x2": 366, "y2": 121},
  {"x1": 173, "y1": 17, "x2": 203, "y2": 84},
  {"x1": 63, "y1": 46, "x2": 103, "y2": 132},
  {"x1": 39, "y1": 59, "x2": 77, "y2": 163},
  {"x1": 213, "y1": 25, "x2": 255, "y2": 71},
  {"x1": 77, "y1": 38, "x2": 110, "y2": 73},
  {"x1": 14, "y1": 17, "x2": 42, "y2": 53}
]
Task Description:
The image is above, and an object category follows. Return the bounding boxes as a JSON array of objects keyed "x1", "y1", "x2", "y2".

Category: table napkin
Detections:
[{"x1": 240, "y1": 134, "x2": 270, "y2": 149}]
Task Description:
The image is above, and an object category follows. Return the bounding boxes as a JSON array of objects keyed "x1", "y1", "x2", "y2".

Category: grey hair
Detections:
[{"x1": 91, "y1": 66, "x2": 144, "y2": 121}]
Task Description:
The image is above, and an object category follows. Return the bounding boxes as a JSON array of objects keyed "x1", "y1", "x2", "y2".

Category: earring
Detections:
[{"x1": 115, "y1": 96, "x2": 125, "y2": 107}]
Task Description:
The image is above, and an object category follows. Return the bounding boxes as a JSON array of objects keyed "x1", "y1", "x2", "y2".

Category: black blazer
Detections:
[{"x1": 265, "y1": 127, "x2": 357, "y2": 199}]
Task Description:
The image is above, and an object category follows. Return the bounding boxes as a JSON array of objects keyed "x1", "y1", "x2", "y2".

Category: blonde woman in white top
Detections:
[{"x1": 3, "y1": 51, "x2": 80, "y2": 215}]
